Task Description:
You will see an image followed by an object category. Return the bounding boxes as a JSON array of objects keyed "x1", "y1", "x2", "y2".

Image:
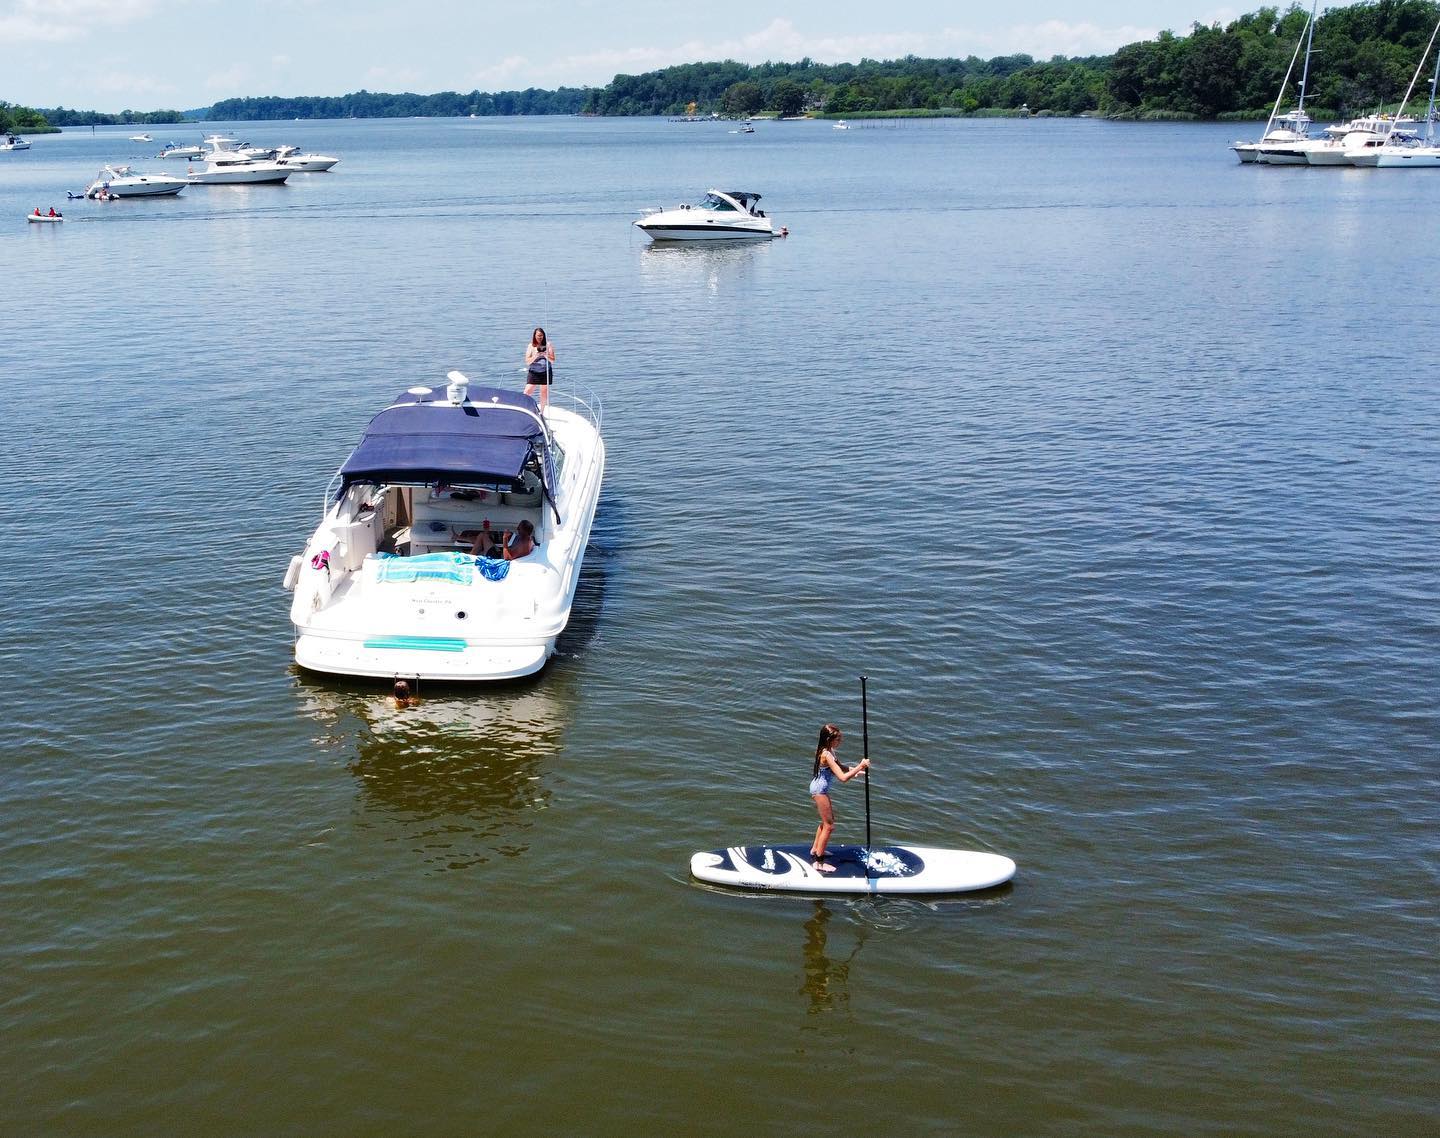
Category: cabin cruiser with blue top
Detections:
[{"x1": 284, "y1": 374, "x2": 605, "y2": 681}]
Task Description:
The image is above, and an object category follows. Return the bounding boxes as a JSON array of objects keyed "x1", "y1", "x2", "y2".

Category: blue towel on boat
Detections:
[
  {"x1": 371, "y1": 551, "x2": 510, "y2": 584},
  {"x1": 373, "y1": 551, "x2": 475, "y2": 585},
  {"x1": 477, "y1": 557, "x2": 510, "y2": 581}
]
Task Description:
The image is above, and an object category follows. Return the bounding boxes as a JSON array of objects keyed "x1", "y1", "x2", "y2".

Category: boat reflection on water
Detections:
[
  {"x1": 295, "y1": 679, "x2": 574, "y2": 872},
  {"x1": 292, "y1": 552, "x2": 607, "y2": 872},
  {"x1": 637, "y1": 238, "x2": 773, "y2": 296}
]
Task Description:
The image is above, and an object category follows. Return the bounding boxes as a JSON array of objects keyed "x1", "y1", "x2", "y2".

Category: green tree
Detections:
[
  {"x1": 771, "y1": 78, "x2": 806, "y2": 116},
  {"x1": 723, "y1": 81, "x2": 764, "y2": 116}
]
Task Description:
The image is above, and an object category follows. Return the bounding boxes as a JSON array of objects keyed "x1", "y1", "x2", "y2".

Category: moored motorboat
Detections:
[
  {"x1": 274, "y1": 144, "x2": 340, "y2": 172},
  {"x1": 85, "y1": 164, "x2": 187, "y2": 197},
  {"x1": 186, "y1": 158, "x2": 291, "y2": 184},
  {"x1": 1304, "y1": 115, "x2": 1418, "y2": 165},
  {"x1": 159, "y1": 142, "x2": 206, "y2": 159},
  {"x1": 2, "y1": 134, "x2": 31, "y2": 151},
  {"x1": 635, "y1": 189, "x2": 782, "y2": 241},
  {"x1": 129, "y1": 133, "x2": 153, "y2": 143},
  {"x1": 284, "y1": 375, "x2": 606, "y2": 681}
]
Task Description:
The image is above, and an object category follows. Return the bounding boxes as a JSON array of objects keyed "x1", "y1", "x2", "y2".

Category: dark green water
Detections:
[{"x1": 1, "y1": 117, "x2": 1436, "y2": 1135}]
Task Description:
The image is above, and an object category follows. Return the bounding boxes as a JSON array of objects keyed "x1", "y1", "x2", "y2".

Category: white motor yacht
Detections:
[
  {"x1": 186, "y1": 157, "x2": 292, "y2": 184},
  {"x1": 274, "y1": 144, "x2": 341, "y2": 172},
  {"x1": 85, "y1": 164, "x2": 187, "y2": 197},
  {"x1": 2, "y1": 134, "x2": 31, "y2": 151},
  {"x1": 129, "y1": 133, "x2": 153, "y2": 143},
  {"x1": 635, "y1": 189, "x2": 781, "y2": 241},
  {"x1": 1304, "y1": 115, "x2": 1418, "y2": 165},
  {"x1": 284, "y1": 375, "x2": 606, "y2": 682}
]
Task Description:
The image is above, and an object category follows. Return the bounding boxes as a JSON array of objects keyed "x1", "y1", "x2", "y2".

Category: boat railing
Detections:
[{"x1": 551, "y1": 381, "x2": 603, "y2": 433}]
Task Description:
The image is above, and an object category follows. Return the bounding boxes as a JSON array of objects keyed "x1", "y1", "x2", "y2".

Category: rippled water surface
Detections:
[{"x1": 2, "y1": 117, "x2": 1436, "y2": 1135}]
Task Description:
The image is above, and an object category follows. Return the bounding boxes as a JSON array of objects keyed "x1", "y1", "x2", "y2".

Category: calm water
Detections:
[{"x1": 2, "y1": 117, "x2": 1436, "y2": 1135}]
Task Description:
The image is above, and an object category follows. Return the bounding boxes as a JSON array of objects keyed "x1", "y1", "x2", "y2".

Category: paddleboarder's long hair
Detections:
[{"x1": 813, "y1": 724, "x2": 842, "y2": 778}]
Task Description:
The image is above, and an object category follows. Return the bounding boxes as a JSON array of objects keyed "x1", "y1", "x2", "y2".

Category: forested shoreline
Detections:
[{"x1": 5, "y1": 2, "x2": 1439, "y2": 131}]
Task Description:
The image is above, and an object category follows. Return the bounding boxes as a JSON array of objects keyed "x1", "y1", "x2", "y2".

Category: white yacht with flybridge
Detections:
[
  {"x1": 635, "y1": 189, "x2": 783, "y2": 240},
  {"x1": 284, "y1": 374, "x2": 605, "y2": 681}
]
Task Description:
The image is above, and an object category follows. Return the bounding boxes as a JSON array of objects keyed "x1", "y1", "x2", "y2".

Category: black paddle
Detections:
[{"x1": 861, "y1": 675, "x2": 872, "y2": 878}]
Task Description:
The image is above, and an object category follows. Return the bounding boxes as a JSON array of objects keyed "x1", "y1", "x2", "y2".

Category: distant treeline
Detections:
[
  {"x1": 8, "y1": 2, "x2": 1440, "y2": 129},
  {"x1": 207, "y1": 87, "x2": 589, "y2": 120},
  {"x1": 1, "y1": 101, "x2": 61, "y2": 134},
  {"x1": 584, "y1": 1, "x2": 1440, "y2": 119},
  {"x1": 33, "y1": 107, "x2": 187, "y2": 127}
]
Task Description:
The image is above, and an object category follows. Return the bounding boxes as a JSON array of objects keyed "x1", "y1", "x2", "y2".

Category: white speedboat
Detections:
[
  {"x1": 129, "y1": 133, "x2": 153, "y2": 143},
  {"x1": 159, "y1": 142, "x2": 206, "y2": 159},
  {"x1": 85, "y1": 165, "x2": 187, "y2": 197},
  {"x1": 274, "y1": 144, "x2": 340, "y2": 172},
  {"x1": 284, "y1": 375, "x2": 606, "y2": 682},
  {"x1": 833, "y1": 120, "x2": 849, "y2": 130},
  {"x1": 186, "y1": 158, "x2": 292, "y2": 184},
  {"x1": 2, "y1": 134, "x2": 31, "y2": 151},
  {"x1": 635, "y1": 189, "x2": 781, "y2": 241}
]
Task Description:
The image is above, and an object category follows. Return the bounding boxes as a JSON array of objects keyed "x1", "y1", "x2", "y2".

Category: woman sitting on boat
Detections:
[{"x1": 463, "y1": 519, "x2": 537, "y2": 561}]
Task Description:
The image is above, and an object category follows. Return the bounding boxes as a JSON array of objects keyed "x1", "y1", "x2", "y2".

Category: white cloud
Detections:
[
  {"x1": 364, "y1": 65, "x2": 423, "y2": 88},
  {"x1": 90, "y1": 70, "x2": 178, "y2": 98},
  {"x1": 468, "y1": 54, "x2": 530, "y2": 89},
  {"x1": 205, "y1": 64, "x2": 253, "y2": 94},
  {"x1": 942, "y1": 21, "x2": 1160, "y2": 60},
  {"x1": 0, "y1": 0, "x2": 164, "y2": 42}
]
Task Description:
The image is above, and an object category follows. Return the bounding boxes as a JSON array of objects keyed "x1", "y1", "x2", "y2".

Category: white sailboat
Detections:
[
  {"x1": 1354, "y1": 17, "x2": 1440, "y2": 168},
  {"x1": 1232, "y1": 3, "x2": 1317, "y2": 164}
]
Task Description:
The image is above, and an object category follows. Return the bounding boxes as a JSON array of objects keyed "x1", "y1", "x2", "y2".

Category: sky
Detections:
[{"x1": 1, "y1": 1, "x2": 1244, "y2": 112}]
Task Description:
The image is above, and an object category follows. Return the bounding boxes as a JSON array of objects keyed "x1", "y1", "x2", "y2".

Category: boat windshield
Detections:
[{"x1": 697, "y1": 193, "x2": 738, "y2": 211}]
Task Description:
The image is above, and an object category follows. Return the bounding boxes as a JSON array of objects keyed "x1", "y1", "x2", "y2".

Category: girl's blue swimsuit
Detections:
[{"x1": 809, "y1": 765, "x2": 834, "y2": 797}]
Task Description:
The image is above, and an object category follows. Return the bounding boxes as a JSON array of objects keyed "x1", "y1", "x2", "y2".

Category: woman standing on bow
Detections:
[{"x1": 523, "y1": 327, "x2": 556, "y2": 411}]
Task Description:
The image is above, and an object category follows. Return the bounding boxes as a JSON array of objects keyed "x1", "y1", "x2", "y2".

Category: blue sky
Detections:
[{"x1": 2, "y1": 1, "x2": 1243, "y2": 111}]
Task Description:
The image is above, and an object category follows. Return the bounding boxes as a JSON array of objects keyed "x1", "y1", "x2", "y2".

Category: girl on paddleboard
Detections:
[{"x1": 809, "y1": 724, "x2": 869, "y2": 872}]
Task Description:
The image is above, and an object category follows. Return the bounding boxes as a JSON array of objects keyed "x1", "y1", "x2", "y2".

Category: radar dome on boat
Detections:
[{"x1": 445, "y1": 370, "x2": 469, "y2": 405}]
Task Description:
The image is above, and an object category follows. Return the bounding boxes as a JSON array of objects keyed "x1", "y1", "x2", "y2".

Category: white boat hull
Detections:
[
  {"x1": 278, "y1": 155, "x2": 339, "y2": 172},
  {"x1": 87, "y1": 178, "x2": 187, "y2": 197},
  {"x1": 188, "y1": 162, "x2": 291, "y2": 184},
  {"x1": 27, "y1": 215, "x2": 62, "y2": 223},
  {"x1": 1371, "y1": 147, "x2": 1440, "y2": 167},
  {"x1": 635, "y1": 220, "x2": 776, "y2": 241}
]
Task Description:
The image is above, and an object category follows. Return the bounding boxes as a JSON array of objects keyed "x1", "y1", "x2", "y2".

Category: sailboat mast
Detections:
[
  {"x1": 1297, "y1": 0, "x2": 1318, "y2": 114},
  {"x1": 1262, "y1": 8, "x2": 1311, "y2": 140},
  {"x1": 1384, "y1": 14, "x2": 1440, "y2": 143}
]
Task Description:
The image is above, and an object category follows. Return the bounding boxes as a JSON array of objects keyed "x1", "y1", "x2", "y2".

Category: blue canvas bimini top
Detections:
[{"x1": 339, "y1": 384, "x2": 544, "y2": 489}]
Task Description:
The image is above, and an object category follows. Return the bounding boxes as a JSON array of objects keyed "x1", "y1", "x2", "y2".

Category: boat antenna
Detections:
[
  {"x1": 1382, "y1": 14, "x2": 1440, "y2": 144},
  {"x1": 861, "y1": 675, "x2": 872, "y2": 878}
]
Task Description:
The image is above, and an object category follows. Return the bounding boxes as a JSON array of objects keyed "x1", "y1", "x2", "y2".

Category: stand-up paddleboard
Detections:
[{"x1": 690, "y1": 843, "x2": 1015, "y2": 895}]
